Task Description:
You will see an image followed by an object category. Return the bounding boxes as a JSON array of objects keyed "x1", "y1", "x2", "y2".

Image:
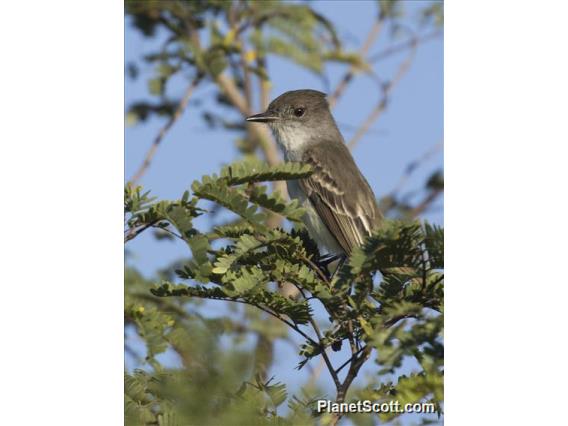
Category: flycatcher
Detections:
[{"x1": 246, "y1": 89, "x2": 382, "y2": 256}]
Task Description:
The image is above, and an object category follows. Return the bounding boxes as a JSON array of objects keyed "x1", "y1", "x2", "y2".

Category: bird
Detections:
[{"x1": 246, "y1": 89, "x2": 383, "y2": 260}]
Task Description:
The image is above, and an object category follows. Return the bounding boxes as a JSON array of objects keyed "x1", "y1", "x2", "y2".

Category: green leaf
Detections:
[
  {"x1": 203, "y1": 46, "x2": 228, "y2": 77},
  {"x1": 167, "y1": 205, "x2": 194, "y2": 236},
  {"x1": 225, "y1": 267, "x2": 267, "y2": 294},
  {"x1": 265, "y1": 380, "x2": 287, "y2": 408},
  {"x1": 348, "y1": 220, "x2": 423, "y2": 276},
  {"x1": 152, "y1": 281, "x2": 312, "y2": 325},
  {"x1": 424, "y1": 222, "x2": 444, "y2": 269},
  {"x1": 187, "y1": 233, "x2": 210, "y2": 265},
  {"x1": 209, "y1": 222, "x2": 255, "y2": 239},
  {"x1": 192, "y1": 178, "x2": 267, "y2": 230},
  {"x1": 220, "y1": 158, "x2": 312, "y2": 185},
  {"x1": 378, "y1": 0, "x2": 403, "y2": 19},
  {"x1": 249, "y1": 186, "x2": 306, "y2": 223},
  {"x1": 148, "y1": 77, "x2": 164, "y2": 95}
]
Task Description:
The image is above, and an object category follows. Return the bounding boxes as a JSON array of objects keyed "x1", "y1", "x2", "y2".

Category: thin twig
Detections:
[
  {"x1": 132, "y1": 292, "x2": 192, "y2": 319},
  {"x1": 429, "y1": 273, "x2": 444, "y2": 288},
  {"x1": 216, "y1": 73, "x2": 250, "y2": 115},
  {"x1": 125, "y1": 222, "x2": 184, "y2": 244},
  {"x1": 330, "y1": 345, "x2": 373, "y2": 426},
  {"x1": 309, "y1": 317, "x2": 341, "y2": 390},
  {"x1": 347, "y1": 40, "x2": 417, "y2": 150},
  {"x1": 124, "y1": 220, "x2": 158, "y2": 243},
  {"x1": 230, "y1": 4, "x2": 253, "y2": 108},
  {"x1": 346, "y1": 319, "x2": 357, "y2": 357},
  {"x1": 390, "y1": 142, "x2": 443, "y2": 196},
  {"x1": 369, "y1": 30, "x2": 442, "y2": 64},
  {"x1": 130, "y1": 75, "x2": 201, "y2": 183},
  {"x1": 299, "y1": 254, "x2": 331, "y2": 288},
  {"x1": 328, "y1": 18, "x2": 385, "y2": 108},
  {"x1": 410, "y1": 188, "x2": 443, "y2": 218},
  {"x1": 216, "y1": 66, "x2": 288, "y2": 233},
  {"x1": 212, "y1": 297, "x2": 319, "y2": 346},
  {"x1": 335, "y1": 346, "x2": 367, "y2": 375},
  {"x1": 215, "y1": 73, "x2": 281, "y2": 171},
  {"x1": 384, "y1": 314, "x2": 418, "y2": 328},
  {"x1": 292, "y1": 283, "x2": 341, "y2": 390},
  {"x1": 154, "y1": 226, "x2": 184, "y2": 241},
  {"x1": 240, "y1": 49, "x2": 253, "y2": 108},
  {"x1": 256, "y1": 34, "x2": 271, "y2": 111}
]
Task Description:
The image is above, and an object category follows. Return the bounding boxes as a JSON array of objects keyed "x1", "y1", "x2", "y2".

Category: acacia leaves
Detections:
[
  {"x1": 152, "y1": 281, "x2": 312, "y2": 326},
  {"x1": 191, "y1": 158, "x2": 311, "y2": 228},
  {"x1": 220, "y1": 158, "x2": 312, "y2": 185},
  {"x1": 125, "y1": 158, "x2": 444, "y2": 424},
  {"x1": 124, "y1": 184, "x2": 202, "y2": 243}
]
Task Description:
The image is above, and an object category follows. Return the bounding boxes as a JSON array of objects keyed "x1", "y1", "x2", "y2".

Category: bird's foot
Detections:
[
  {"x1": 316, "y1": 253, "x2": 347, "y2": 281},
  {"x1": 318, "y1": 253, "x2": 342, "y2": 267}
]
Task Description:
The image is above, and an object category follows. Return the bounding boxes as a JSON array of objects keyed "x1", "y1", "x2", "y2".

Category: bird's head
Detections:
[
  {"x1": 246, "y1": 89, "x2": 340, "y2": 156},
  {"x1": 246, "y1": 89, "x2": 329, "y2": 125}
]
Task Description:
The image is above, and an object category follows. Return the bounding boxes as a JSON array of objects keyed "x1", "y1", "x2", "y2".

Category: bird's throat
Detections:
[{"x1": 270, "y1": 123, "x2": 311, "y2": 161}]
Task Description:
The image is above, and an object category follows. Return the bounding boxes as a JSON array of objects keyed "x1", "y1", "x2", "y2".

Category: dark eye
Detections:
[{"x1": 294, "y1": 107, "x2": 305, "y2": 117}]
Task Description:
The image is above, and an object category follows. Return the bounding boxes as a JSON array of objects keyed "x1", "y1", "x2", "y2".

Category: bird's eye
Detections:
[{"x1": 294, "y1": 107, "x2": 305, "y2": 117}]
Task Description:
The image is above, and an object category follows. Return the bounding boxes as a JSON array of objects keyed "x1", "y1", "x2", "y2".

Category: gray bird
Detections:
[{"x1": 246, "y1": 89, "x2": 382, "y2": 257}]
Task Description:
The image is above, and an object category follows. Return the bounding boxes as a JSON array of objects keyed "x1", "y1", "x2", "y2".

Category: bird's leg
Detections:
[
  {"x1": 330, "y1": 255, "x2": 348, "y2": 282},
  {"x1": 315, "y1": 253, "x2": 348, "y2": 282},
  {"x1": 318, "y1": 253, "x2": 342, "y2": 267},
  {"x1": 316, "y1": 253, "x2": 342, "y2": 280}
]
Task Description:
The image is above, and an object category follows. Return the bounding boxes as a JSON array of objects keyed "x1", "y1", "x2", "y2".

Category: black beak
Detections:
[{"x1": 245, "y1": 111, "x2": 279, "y2": 123}]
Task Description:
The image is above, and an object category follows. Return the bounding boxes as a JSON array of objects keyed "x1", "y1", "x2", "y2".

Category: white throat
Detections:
[{"x1": 270, "y1": 123, "x2": 312, "y2": 162}]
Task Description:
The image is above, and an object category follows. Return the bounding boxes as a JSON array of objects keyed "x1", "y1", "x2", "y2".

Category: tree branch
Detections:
[
  {"x1": 328, "y1": 18, "x2": 385, "y2": 108},
  {"x1": 330, "y1": 345, "x2": 373, "y2": 426},
  {"x1": 216, "y1": 69, "x2": 288, "y2": 243},
  {"x1": 299, "y1": 254, "x2": 331, "y2": 289},
  {"x1": 308, "y1": 317, "x2": 341, "y2": 390},
  {"x1": 292, "y1": 283, "x2": 341, "y2": 391},
  {"x1": 347, "y1": 40, "x2": 417, "y2": 150},
  {"x1": 218, "y1": 297, "x2": 319, "y2": 347},
  {"x1": 215, "y1": 73, "x2": 282, "y2": 174},
  {"x1": 410, "y1": 188, "x2": 443, "y2": 218},
  {"x1": 390, "y1": 142, "x2": 443, "y2": 196},
  {"x1": 124, "y1": 220, "x2": 158, "y2": 243},
  {"x1": 255, "y1": 29, "x2": 271, "y2": 112},
  {"x1": 129, "y1": 75, "x2": 202, "y2": 183},
  {"x1": 369, "y1": 30, "x2": 442, "y2": 64},
  {"x1": 334, "y1": 346, "x2": 367, "y2": 375},
  {"x1": 216, "y1": 73, "x2": 250, "y2": 115}
]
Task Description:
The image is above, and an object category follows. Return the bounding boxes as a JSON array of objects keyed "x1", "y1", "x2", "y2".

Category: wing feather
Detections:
[{"x1": 299, "y1": 142, "x2": 382, "y2": 255}]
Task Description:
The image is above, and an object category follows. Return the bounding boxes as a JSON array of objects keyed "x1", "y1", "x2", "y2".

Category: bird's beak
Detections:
[{"x1": 246, "y1": 111, "x2": 279, "y2": 123}]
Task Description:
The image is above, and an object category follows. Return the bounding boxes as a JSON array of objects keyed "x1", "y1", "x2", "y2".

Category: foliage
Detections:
[{"x1": 125, "y1": 158, "x2": 443, "y2": 425}]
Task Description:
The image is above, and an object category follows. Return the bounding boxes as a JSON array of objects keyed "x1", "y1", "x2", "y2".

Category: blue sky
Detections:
[{"x1": 125, "y1": 1, "x2": 443, "y2": 423}]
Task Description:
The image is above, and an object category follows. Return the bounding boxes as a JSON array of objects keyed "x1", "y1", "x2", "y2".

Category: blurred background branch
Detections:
[
  {"x1": 347, "y1": 36, "x2": 417, "y2": 149},
  {"x1": 130, "y1": 74, "x2": 202, "y2": 183}
]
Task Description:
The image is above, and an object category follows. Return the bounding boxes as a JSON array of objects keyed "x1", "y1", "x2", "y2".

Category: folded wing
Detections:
[{"x1": 299, "y1": 142, "x2": 382, "y2": 255}]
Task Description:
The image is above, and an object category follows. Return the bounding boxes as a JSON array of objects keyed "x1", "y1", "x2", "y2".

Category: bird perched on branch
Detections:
[{"x1": 247, "y1": 89, "x2": 382, "y2": 261}]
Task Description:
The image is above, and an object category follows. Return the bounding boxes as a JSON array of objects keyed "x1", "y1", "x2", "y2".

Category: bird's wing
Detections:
[{"x1": 299, "y1": 142, "x2": 382, "y2": 255}]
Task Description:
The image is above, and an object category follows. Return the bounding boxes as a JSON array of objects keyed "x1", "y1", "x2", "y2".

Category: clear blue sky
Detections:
[{"x1": 125, "y1": 1, "x2": 443, "y2": 424}]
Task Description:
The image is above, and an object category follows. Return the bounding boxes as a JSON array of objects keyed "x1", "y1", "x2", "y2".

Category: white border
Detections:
[
  {"x1": 0, "y1": 1, "x2": 124, "y2": 424},
  {"x1": 2, "y1": 1, "x2": 568, "y2": 424},
  {"x1": 446, "y1": 1, "x2": 568, "y2": 424}
]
